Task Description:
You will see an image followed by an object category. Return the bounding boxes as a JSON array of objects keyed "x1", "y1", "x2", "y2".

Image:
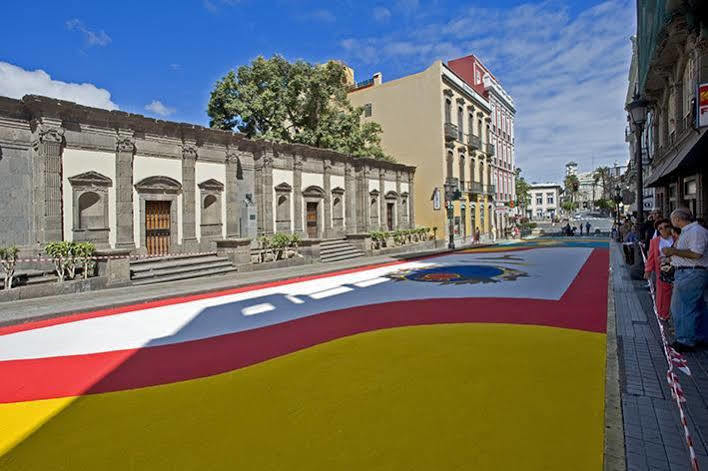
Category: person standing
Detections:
[
  {"x1": 579, "y1": 222, "x2": 583, "y2": 236},
  {"x1": 586, "y1": 221, "x2": 591, "y2": 236},
  {"x1": 644, "y1": 219, "x2": 674, "y2": 320},
  {"x1": 662, "y1": 208, "x2": 708, "y2": 351}
]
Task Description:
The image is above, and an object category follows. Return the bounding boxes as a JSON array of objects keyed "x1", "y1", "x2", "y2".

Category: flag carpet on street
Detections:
[{"x1": 0, "y1": 240, "x2": 609, "y2": 470}]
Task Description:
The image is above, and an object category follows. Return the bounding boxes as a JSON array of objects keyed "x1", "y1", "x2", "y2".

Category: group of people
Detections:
[
  {"x1": 562, "y1": 221, "x2": 592, "y2": 236},
  {"x1": 641, "y1": 208, "x2": 708, "y2": 352}
]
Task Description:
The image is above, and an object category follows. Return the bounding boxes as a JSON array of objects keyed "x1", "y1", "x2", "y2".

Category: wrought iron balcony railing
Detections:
[
  {"x1": 485, "y1": 143, "x2": 495, "y2": 156},
  {"x1": 444, "y1": 122, "x2": 458, "y2": 141},
  {"x1": 467, "y1": 133, "x2": 481, "y2": 150}
]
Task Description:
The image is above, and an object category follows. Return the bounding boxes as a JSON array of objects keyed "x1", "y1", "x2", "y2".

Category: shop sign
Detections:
[{"x1": 699, "y1": 83, "x2": 708, "y2": 128}]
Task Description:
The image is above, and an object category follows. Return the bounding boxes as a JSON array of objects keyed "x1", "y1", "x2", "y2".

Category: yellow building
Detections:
[{"x1": 347, "y1": 61, "x2": 495, "y2": 242}]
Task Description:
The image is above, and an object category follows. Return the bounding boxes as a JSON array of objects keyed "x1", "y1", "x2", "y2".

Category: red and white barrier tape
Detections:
[
  {"x1": 640, "y1": 246, "x2": 700, "y2": 471},
  {"x1": 12, "y1": 250, "x2": 223, "y2": 263}
]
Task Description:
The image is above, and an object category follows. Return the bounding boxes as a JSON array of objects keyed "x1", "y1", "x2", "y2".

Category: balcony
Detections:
[
  {"x1": 444, "y1": 122, "x2": 458, "y2": 141},
  {"x1": 485, "y1": 184, "x2": 496, "y2": 196},
  {"x1": 485, "y1": 143, "x2": 495, "y2": 156},
  {"x1": 467, "y1": 181, "x2": 483, "y2": 194},
  {"x1": 467, "y1": 134, "x2": 481, "y2": 150}
]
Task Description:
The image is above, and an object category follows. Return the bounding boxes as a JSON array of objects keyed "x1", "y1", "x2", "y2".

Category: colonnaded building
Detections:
[{"x1": 0, "y1": 95, "x2": 416, "y2": 256}]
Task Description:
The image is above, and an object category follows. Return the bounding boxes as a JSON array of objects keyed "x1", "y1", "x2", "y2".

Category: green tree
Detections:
[
  {"x1": 207, "y1": 55, "x2": 392, "y2": 161},
  {"x1": 514, "y1": 168, "x2": 531, "y2": 213}
]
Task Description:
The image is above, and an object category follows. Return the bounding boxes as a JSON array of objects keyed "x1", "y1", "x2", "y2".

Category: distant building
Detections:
[{"x1": 528, "y1": 183, "x2": 563, "y2": 220}]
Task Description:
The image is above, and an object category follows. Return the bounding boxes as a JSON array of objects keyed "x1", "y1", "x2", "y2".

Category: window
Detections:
[
  {"x1": 683, "y1": 56, "x2": 696, "y2": 120},
  {"x1": 536, "y1": 195, "x2": 543, "y2": 205},
  {"x1": 78, "y1": 192, "x2": 103, "y2": 229},
  {"x1": 469, "y1": 113, "x2": 474, "y2": 135},
  {"x1": 202, "y1": 194, "x2": 219, "y2": 225},
  {"x1": 458, "y1": 154, "x2": 465, "y2": 187},
  {"x1": 445, "y1": 99, "x2": 452, "y2": 123},
  {"x1": 363, "y1": 103, "x2": 372, "y2": 117},
  {"x1": 475, "y1": 68, "x2": 481, "y2": 84},
  {"x1": 446, "y1": 151, "x2": 454, "y2": 179},
  {"x1": 457, "y1": 107, "x2": 464, "y2": 140},
  {"x1": 546, "y1": 194, "x2": 554, "y2": 205}
]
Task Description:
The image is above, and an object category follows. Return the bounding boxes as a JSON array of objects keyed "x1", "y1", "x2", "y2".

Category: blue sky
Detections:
[{"x1": 0, "y1": 0, "x2": 635, "y2": 183}]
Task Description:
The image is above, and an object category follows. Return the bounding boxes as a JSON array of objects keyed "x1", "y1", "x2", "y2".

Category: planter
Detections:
[
  {"x1": 0, "y1": 276, "x2": 108, "y2": 303},
  {"x1": 238, "y1": 255, "x2": 307, "y2": 272}
]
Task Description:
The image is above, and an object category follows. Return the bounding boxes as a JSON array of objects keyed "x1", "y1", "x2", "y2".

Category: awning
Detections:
[{"x1": 645, "y1": 128, "x2": 708, "y2": 187}]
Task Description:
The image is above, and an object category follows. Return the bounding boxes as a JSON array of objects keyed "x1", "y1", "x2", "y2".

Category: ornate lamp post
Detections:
[
  {"x1": 626, "y1": 94, "x2": 650, "y2": 226},
  {"x1": 626, "y1": 94, "x2": 650, "y2": 279},
  {"x1": 443, "y1": 178, "x2": 460, "y2": 250},
  {"x1": 613, "y1": 184, "x2": 622, "y2": 242}
]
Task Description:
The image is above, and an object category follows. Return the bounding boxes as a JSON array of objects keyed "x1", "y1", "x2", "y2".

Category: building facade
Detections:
[
  {"x1": 0, "y1": 95, "x2": 415, "y2": 253},
  {"x1": 635, "y1": 2, "x2": 708, "y2": 221},
  {"x1": 528, "y1": 183, "x2": 563, "y2": 220},
  {"x1": 448, "y1": 55, "x2": 517, "y2": 230},
  {"x1": 347, "y1": 60, "x2": 496, "y2": 242}
]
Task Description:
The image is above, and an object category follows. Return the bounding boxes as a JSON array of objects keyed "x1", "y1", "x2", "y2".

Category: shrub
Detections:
[
  {"x1": 44, "y1": 241, "x2": 96, "y2": 282},
  {"x1": 0, "y1": 246, "x2": 19, "y2": 290}
]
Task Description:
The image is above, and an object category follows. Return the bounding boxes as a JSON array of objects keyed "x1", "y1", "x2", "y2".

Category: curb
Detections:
[
  {"x1": 603, "y1": 250, "x2": 626, "y2": 470},
  {"x1": 0, "y1": 243, "x2": 492, "y2": 330}
]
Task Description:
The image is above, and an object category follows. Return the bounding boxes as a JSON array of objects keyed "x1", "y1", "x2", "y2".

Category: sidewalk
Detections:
[
  {"x1": 611, "y1": 242, "x2": 708, "y2": 470},
  {"x1": 0, "y1": 243, "x2": 488, "y2": 328}
]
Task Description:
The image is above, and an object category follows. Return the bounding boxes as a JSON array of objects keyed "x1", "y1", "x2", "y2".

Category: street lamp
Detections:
[
  {"x1": 443, "y1": 178, "x2": 460, "y2": 250},
  {"x1": 613, "y1": 184, "x2": 622, "y2": 242},
  {"x1": 626, "y1": 93, "x2": 650, "y2": 226}
]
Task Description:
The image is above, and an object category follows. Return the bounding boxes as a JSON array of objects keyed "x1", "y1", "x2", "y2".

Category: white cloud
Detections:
[
  {"x1": 0, "y1": 61, "x2": 118, "y2": 110},
  {"x1": 305, "y1": 9, "x2": 336, "y2": 23},
  {"x1": 338, "y1": 0, "x2": 635, "y2": 183},
  {"x1": 145, "y1": 100, "x2": 175, "y2": 117},
  {"x1": 373, "y1": 7, "x2": 391, "y2": 22},
  {"x1": 65, "y1": 19, "x2": 111, "y2": 47}
]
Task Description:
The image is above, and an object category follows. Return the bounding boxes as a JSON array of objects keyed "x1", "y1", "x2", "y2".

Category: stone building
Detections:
[
  {"x1": 635, "y1": 2, "x2": 708, "y2": 220},
  {"x1": 0, "y1": 95, "x2": 415, "y2": 255}
]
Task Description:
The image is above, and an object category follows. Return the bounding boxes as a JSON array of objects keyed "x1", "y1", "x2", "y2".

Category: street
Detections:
[{"x1": 0, "y1": 239, "x2": 609, "y2": 470}]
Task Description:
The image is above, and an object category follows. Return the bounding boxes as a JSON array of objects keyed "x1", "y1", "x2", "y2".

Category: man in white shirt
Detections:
[{"x1": 662, "y1": 207, "x2": 708, "y2": 351}]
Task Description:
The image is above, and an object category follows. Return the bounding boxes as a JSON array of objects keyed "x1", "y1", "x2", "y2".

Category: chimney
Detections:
[{"x1": 373, "y1": 72, "x2": 382, "y2": 86}]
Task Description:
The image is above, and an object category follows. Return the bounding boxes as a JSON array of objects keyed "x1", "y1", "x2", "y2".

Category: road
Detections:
[{"x1": 0, "y1": 238, "x2": 610, "y2": 470}]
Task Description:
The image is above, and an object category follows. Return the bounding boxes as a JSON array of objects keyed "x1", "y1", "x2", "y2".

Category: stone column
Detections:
[
  {"x1": 255, "y1": 152, "x2": 264, "y2": 236},
  {"x1": 181, "y1": 142, "x2": 198, "y2": 249},
  {"x1": 262, "y1": 152, "x2": 274, "y2": 235},
  {"x1": 225, "y1": 149, "x2": 240, "y2": 238},
  {"x1": 344, "y1": 162, "x2": 355, "y2": 233},
  {"x1": 408, "y1": 170, "x2": 416, "y2": 229},
  {"x1": 323, "y1": 159, "x2": 332, "y2": 238},
  {"x1": 31, "y1": 120, "x2": 65, "y2": 244},
  {"x1": 378, "y1": 168, "x2": 386, "y2": 230},
  {"x1": 359, "y1": 166, "x2": 370, "y2": 232},
  {"x1": 395, "y1": 171, "x2": 402, "y2": 229},
  {"x1": 115, "y1": 132, "x2": 136, "y2": 250},
  {"x1": 293, "y1": 155, "x2": 304, "y2": 236}
]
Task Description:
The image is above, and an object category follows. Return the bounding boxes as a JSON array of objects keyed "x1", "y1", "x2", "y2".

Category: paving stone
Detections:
[{"x1": 612, "y1": 242, "x2": 708, "y2": 471}]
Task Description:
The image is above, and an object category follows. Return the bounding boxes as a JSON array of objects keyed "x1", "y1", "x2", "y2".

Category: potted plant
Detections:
[{"x1": 0, "y1": 245, "x2": 19, "y2": 290}]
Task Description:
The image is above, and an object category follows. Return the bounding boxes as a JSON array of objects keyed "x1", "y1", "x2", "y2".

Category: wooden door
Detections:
[
  {"x1": 145, "y1": 201, "x2": 171, "y2": 255},
  {"x1": 386, "y1": 203, "x2": 394, "y2": 231},
  {"x1": 306, "y1": 202, "x2": 318, "y2": 238}
]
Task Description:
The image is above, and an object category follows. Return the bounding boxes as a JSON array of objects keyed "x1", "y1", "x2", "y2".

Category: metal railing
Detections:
[
  {"x1": 467, "y1": 133, "x2": 481, "y2": 149},
  {"x1": 485, "y1": 143, "x2": 496, "y2": 156},
  {"x1": 467, "y1": 181, "x2": 483, "y2": 194},
  {"x1": 444, "y1": 122, "x2": 458, "y2": 141}
]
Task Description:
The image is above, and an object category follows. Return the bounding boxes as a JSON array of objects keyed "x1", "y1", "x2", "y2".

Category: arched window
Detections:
[
  {"x1": 369, "y1": 191, "x2": 379, "y2": 226},
  {"x1": 444, "y1": 99, "x2": 451, "y2": 123},
  {"x1": 78, "y1": 191, "x2": 103, "y2": 229},
  {"x1": 457, "y1": 107, "x2": 464, "y2": 140},
  {"x1": 458, "y1": 154, "x2": 465, "y2": 189},
  {"x1": 274, "y1": 182, "x2": 293, "y2": 233},
  {"x1": 202, "y1": 194, "x2": 219, "y2": 225}
]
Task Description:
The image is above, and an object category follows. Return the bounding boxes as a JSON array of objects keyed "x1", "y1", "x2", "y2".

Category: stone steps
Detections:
[
  {"x1": 130, "y1": 253, "x2": 238, "y2": 285},
  {"x1": 0, "y1": 269, "x2": 58, "y2": 289},
  {"x1": 319, "y1": 239, "x2": 364, "y2": 263}
]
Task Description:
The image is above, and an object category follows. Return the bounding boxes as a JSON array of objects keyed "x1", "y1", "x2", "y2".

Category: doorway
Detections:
[
  {"x1": 386, "y1": 202, "x2": 394, "y2": 231},
  {"x1": 306, "y1": 202, "x2": 319, "y2": 238},
  {"x1": 145, "y1": 200, "x2": 171, "y2": 255}
]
